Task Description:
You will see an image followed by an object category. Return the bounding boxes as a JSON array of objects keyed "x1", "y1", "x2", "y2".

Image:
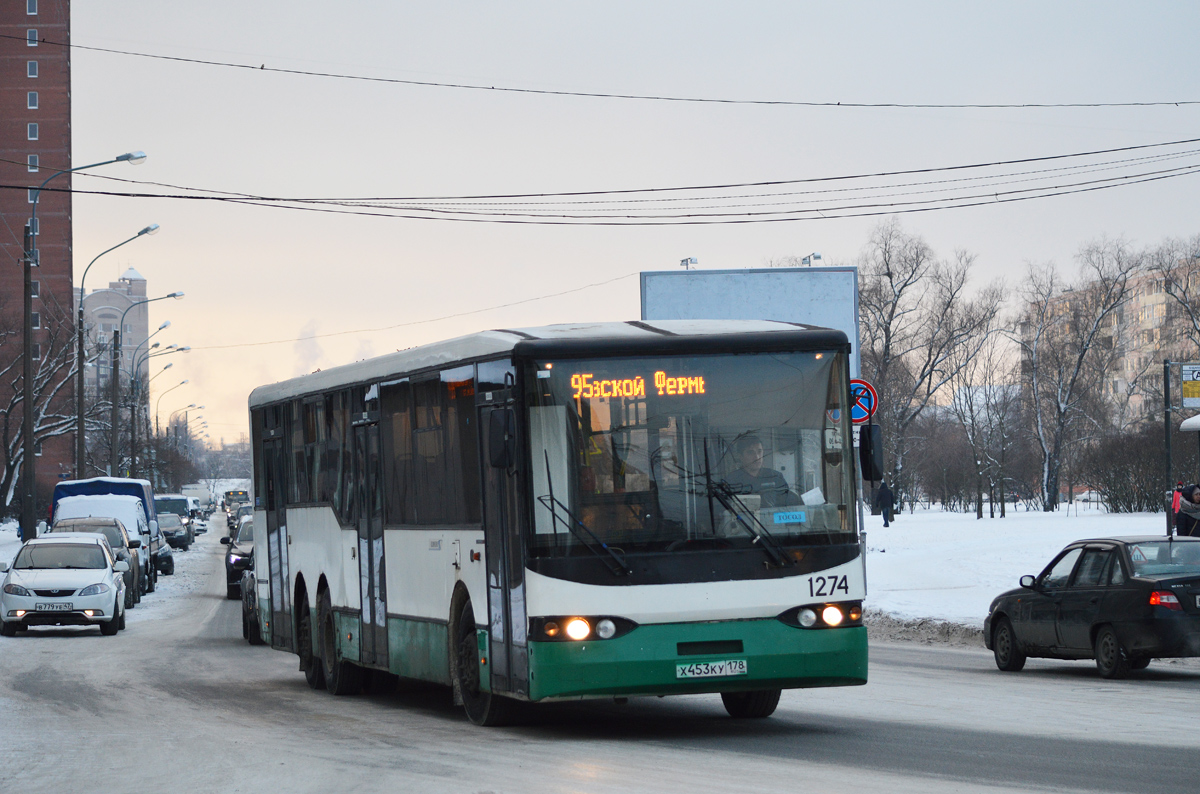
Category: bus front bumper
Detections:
[{"x1": 526, "y1": 618, "x2": 867, "y2": 701}]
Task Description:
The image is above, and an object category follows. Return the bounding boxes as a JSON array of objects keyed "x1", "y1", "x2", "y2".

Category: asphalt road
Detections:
[{"x1": 2, "y1": 517, "x2": 1198, "y2": 794}]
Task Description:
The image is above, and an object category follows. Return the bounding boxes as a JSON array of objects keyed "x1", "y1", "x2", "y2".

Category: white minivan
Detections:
[{"x1": 53, "y1": 494, "x2": 158, "y2": 595}]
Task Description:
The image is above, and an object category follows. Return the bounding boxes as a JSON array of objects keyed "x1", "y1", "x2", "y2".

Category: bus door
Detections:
[
  {"x1": 479, "y1": 397, "x2": 528, "y2": 696},
  {"x1": 353, "y1": 419, "x2": 388, "y2": 668},
  {"x1": 261, "y1": 431, "x2": 293, "y2": 652}
]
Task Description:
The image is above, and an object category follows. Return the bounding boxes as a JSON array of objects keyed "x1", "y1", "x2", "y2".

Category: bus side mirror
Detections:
[
  {"x1": 859, "y1": 424, "x2": 884, "y2": 482},
  {"x1": 488, "y1": 408, "x2": 516, "y2": 468}
]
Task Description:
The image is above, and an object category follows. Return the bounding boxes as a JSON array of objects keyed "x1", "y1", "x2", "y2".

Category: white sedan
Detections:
[{"x1": 1, "y1": 535, "x2": 128, "y2": 636}]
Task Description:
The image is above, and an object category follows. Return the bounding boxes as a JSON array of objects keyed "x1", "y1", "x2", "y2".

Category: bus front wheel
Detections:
[
  {"x1": 721, "y1": 689, "x2": 781, "y2": 718},
  {"x1": 454, "y1": 599, "x2": 515, "y2": 727}
]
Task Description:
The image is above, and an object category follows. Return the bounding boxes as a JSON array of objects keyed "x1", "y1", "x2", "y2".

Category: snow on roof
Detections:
[
  {"x1": 120, "y1": 267, "x2": 146, "y2": 281},
  {"x1": 248, "y1": 320, "x2": 831, "y2": 407}
]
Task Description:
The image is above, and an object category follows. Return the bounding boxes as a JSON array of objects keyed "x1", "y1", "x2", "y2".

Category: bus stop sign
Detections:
[{"x1": 850, "y1": 379, "x2": 877, "y2": 425}]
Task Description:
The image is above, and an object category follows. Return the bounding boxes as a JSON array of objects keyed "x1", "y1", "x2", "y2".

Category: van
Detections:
[{"x1": 53, "y1": 494, "x2": 158, "y2": 594}]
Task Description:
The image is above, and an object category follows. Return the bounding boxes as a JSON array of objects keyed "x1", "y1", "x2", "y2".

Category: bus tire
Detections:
[
  {"x1": 454, "y1": 598, "x2": 516, "y2": 726},
  {"x1": 297, "y1": 597, "x2": 325, "y2": 690},
  {"x1": 246, "y1": 608, "x2": 266, "y2": 646},
  {"x1": 721, "y1": 689, "x2": 781, "y2": 718},
  {"x1": 319, "y1": 590, "x2": 363, "y2": 695}
]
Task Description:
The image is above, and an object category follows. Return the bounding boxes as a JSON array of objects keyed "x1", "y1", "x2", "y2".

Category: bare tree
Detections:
[
  {"x1": 858, "y1": 219, "x2": 1004, "y2": 507},
  {"x1": 0, "y1": 294, "x2": 80, "y2": 513},
  {"x1": 1013, "y1": 239, "x2": 1142, "y2": 511}
]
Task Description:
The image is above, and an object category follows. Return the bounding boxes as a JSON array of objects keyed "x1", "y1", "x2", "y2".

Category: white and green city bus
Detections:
[{"x1": 246, "y1": 321, "x2": 869, "y2": 724}]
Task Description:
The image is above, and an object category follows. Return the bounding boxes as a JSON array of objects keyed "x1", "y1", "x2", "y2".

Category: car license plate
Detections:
[
  {"x1": 676, "y1": 659, "x2": 748, "y2": 679},
  {"x1": 35, "y1": 602, "x2": 72, "y2": 612}
]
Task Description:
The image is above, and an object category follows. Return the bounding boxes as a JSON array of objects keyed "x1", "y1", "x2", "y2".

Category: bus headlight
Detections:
[
  {"x1": 530, "y1": 615, "x2": 638, "y2": 641},
  {"x1": 565, "y1": 618, "x2": 591, "y2": 640},
  {"x1": 822, "y1": 606, "x2": 844, "y2": 626},
  {"x1": 778, "y1": 602, "x2": 863, "y2": 629}
]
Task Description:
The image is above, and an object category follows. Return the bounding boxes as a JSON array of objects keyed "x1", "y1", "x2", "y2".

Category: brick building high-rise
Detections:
[{"x1": 1, "y1": 0, "x2": 75, "y2": 515}]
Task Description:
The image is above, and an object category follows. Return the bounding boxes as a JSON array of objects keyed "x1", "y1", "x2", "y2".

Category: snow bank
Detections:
[{"x1": 865, "y1": 505, "x2": 1166, "y2": 627}]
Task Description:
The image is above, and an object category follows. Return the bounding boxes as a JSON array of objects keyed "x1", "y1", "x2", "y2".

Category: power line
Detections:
[
  {"x1": 4, "y1": 32, "x2": 1200, "y2": 111},
  {"x1": 6, "y1": 136, "x2": 1199, "y2": 204},
  {"x1": 188, "y1": 271, "x2": 641, "y2": 350},
  {"x1": 6, "y1": 158, "x2": 1200, "y2": 224}
]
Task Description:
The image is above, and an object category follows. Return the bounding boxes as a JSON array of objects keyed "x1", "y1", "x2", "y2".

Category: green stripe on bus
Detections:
[{"x1": 527, "y1": 619, "x2": 866, "y2": 701}]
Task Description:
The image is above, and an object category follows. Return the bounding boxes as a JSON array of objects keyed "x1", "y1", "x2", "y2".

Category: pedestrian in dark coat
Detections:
[
  {"x1": 1177, "y1": 484, "x2": 1200, "y2": 537},
  {"x1": 875, "y1": 481, "x2": 895, "y2": 527}
]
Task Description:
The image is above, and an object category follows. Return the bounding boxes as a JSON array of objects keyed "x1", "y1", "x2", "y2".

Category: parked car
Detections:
[
  {"x1": 985, "y1": 535, "x2": 1200, "y2": 678},
  {"x1": 46, "y1": 517, "x2": 142, "y2": 609},
  {"x1": 221, "y1": 517, "x2": 255, "y2": 600},
  {"x1": 0, "y1": 535, "x2": 128, "y2": 636},
  {"x1": 154, "y1": 535, "x2": 175, "y2": 576},
  {"x1": 53, "y1": 494, "x2": 157, "y2": 595},
  {"x1": 241, "y1": 568, "x2": 265, "y2": 645},
  {"x1": 159, "y1": 513, "x2": 193, "y2": 551},
  {"x1": 155, "y1": 493, "x2": 196, "y2": 535},
  {"x1": 186, "y1": 497, "x2": 207, "y2": 532}
]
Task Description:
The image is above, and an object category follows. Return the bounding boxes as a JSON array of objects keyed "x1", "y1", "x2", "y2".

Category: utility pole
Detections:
[
  {"x1": 110, "y1": 328, "x2": 121, "y2": 475},
  {"x1": 22, "y1": 224, "x2": 37, "y2": 539}
]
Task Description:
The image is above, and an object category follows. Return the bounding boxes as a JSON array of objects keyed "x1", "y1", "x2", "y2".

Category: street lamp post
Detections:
[
  {"x1": 110, "y1": 292, "x2": 184, "y2": 476},
  {"x1": 76, "y1": 224, "x2": 159, "y2": 479},
  {"x1": 161, "y1": 402, "x2": 197, "y2": 437},
  {"x1": 21, "y1": 151, "x2": 146, "y2": 539},
  {"x1": 130, "y1": 366, "x2": 178, "y2": 477}
]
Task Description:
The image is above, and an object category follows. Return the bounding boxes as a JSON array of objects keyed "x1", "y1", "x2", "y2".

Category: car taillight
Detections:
[{"x1": 1149, "y1": 591, "x2": 1182, "y2": 611}]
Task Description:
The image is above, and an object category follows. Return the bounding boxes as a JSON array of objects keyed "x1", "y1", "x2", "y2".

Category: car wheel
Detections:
[
  {"x1": 0, "y1": 622, "x2": 17, "y2": 638},
  {"x1": 118, "y1": 609, "x2": 126, "y2": 631},
  {"x1": 146, "y1": 565, "x2": 156, "y2": 593},
  {"x1": 721, "y1": 689, "x2": 782, "y2": 718},
  {"x1": 453, "y1": 598, "x2": 516, "y2": 726},
  {"x1": 100, "y1": 614, "x2": 120, "y2": 636},
  {"x1": 1129, "y1": 657, "x2": 1151, "y2": 670},
  {"x1": 124, "y1": 582, "x2": 135, "y2": 610},
  {"x1": 247, "y1": 608, "x2": 266, "y2": 646},
  {"x1": 164, "y1": 558, "x2": 175, "y2": 576},
  {"x1": 319, "y1": 590, "x2": 363, "y2": 696},
  {"x1": 1095, "y1": 625, "x2": 1130, "y2": 679},
  {"x1": 992, "y1": 617, "x2": 1026, "y2": 672}
]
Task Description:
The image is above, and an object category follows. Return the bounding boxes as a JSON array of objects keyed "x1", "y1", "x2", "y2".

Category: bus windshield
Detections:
[{"x1": 525, "y1": 351, "x2": 856, "y2": 560}]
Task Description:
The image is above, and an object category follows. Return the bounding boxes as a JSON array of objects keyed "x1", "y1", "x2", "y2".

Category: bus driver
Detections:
[{"x1": 723, "y1": 435, "x2": 796, "y2": 508}]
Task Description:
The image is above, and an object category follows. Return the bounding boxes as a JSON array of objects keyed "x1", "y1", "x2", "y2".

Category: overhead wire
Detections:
[{"x1": 3, "y1": 32, "x2": 1199, "y2": 111}]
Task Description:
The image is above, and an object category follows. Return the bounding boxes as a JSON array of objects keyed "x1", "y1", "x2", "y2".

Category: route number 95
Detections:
[{"x1": 808, "y1": 575, "x2": 850, "y2": 598}]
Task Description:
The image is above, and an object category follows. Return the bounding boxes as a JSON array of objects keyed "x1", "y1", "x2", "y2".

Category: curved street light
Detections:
[
  {"x1": 161, "y1": 402, "x2": 197, "y2": 436},
  {"x1": 110, "y1": 291, "x2": 183, "y2": 475},
  {"x1": 75, "y1": 223, "x2": 159, "y2": 477},
  {"x1": 22, "y1": 151, "x2": 146, "y2": 536}
]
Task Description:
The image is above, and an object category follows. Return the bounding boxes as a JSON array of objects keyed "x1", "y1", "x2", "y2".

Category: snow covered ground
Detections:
[
  {"x1": 3, "y1": 507, "x2": 1173, "y2": 629},
  {"x1": 864, "y1": 504, "x2": 1166, "y2": 626}
]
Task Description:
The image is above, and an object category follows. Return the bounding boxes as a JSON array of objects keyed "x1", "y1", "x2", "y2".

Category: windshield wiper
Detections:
[
  {"x1": 702, "y1": 441, "x2": 793, "y2": 568},
  {"x1": 539, "y1": 451, "x2": 630, "y2": 576}
]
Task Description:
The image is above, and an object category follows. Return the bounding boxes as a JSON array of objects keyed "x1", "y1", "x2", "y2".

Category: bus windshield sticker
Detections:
[{"x1": 773, "y1": 511, "x2": 806, "y2": 524}]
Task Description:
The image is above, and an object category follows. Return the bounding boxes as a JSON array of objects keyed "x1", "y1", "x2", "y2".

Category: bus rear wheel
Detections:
[
  {"x1": 297, "y1": 598, "x2": 325, "y2": 690},
  {"x1": 721, "y1": 689, "x2": 781, "y2": 718},
  {"x1": 454, "y1": 599, "x2": 515, "y2": 726},
  {"x1": 319, "y1": 591, "x2": 363, "y2": 695}
]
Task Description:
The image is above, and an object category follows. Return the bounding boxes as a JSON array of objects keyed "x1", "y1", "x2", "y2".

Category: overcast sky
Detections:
[{"x1": 66, "y1": 1, "x2": 1200, "y2": 442}]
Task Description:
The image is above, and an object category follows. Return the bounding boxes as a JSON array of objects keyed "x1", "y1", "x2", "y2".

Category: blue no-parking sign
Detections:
[{"x1": 850, "y1": 379, "x2": 877, "y2": 424}]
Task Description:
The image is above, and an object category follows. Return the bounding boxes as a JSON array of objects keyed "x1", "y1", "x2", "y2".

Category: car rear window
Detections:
[
  {"x1": 238, "y1": 523, "x2": 254, "y2": 543},
  {"x1": 1128, "y1": 542, "x2": 1200, "y2": 576},
  {"x1": 49, "y1": 521, "x2": 123, "y2": 549},
  {"x1": 14, "y1": 544, "x2": 107, "y2": 570},
  {"x1": 156, "y1": 498, "x2": 188, "y2": 515}
]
